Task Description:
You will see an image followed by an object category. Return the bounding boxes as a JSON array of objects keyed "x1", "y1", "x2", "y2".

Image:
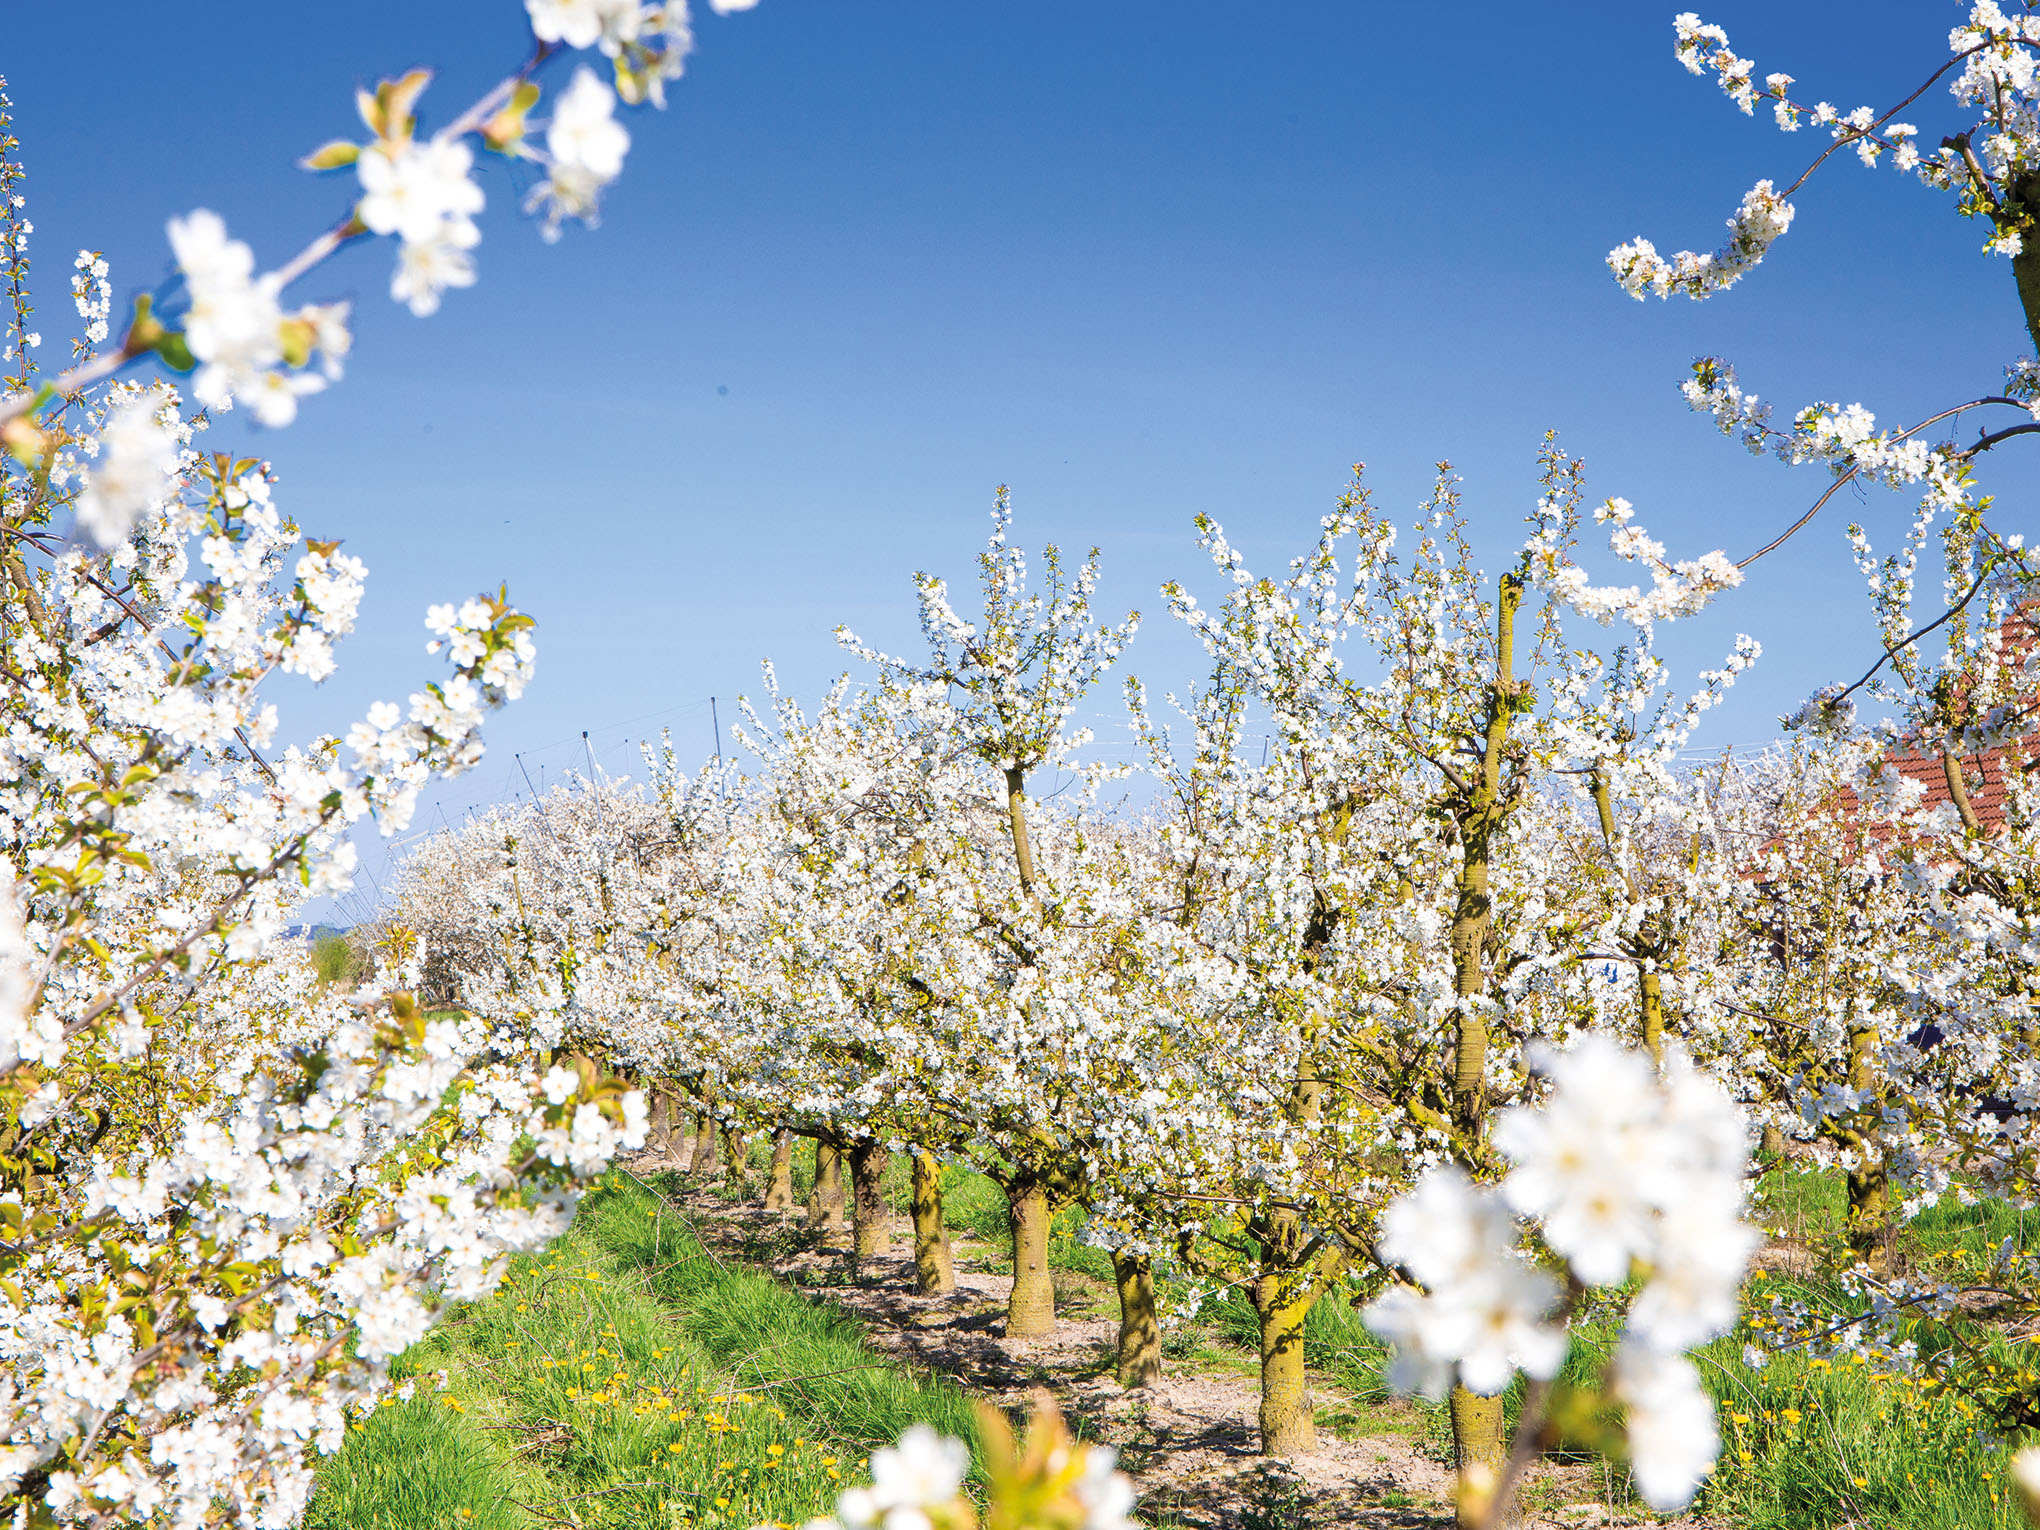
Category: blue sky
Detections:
[{"x1": 10, "y1": 3, "x2": 2033, "y2": 917}]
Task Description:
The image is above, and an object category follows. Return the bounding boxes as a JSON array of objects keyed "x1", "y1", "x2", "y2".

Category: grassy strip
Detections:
[
  {"x1": 599, "y1": 1170, "x2": 981, "y2": 1449},
  {"x1": 1697, "y1": 1334, "x2": 2022, "y2": 1529},
  {"x1": 1691, "y1": 1166, "x2": 2037, "y2": 1529},
  {"x1": 309, "y1": 1170, "x2": 974, "y2": 1530}
]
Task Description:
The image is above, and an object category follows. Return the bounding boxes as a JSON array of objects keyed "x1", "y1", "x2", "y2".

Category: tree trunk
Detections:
[
  {"x1": 1113, "y1": 1250, "x2": 1161, "y2": 1388},
  {"x1": 807, "y1": 1141, "x2": 846, "y2": 1234},
  {"x1": 850, "y1": 1139, "x2": 892, "y2": 1262},
  {"x1": 762, "y1": 1132, "x2": 794, "y2": 1212},
  {"x1": 647, "y1": 1088, "x2": 677, "y2": 1164},
  {"x1": 1590, "y1": 766, "x2": 1668, "y2": 1067},
  {"x1": 1846, "y1": 1156, "x2": 1892, "y2": 1275},
  {"x1": 1843, "y1": 1006, "x2": 1891, "y2": 1274},
  {"x1": 1255, "y1": 1273, "x2": 1315, "y2": 1457},
  {"x1": 722, "y1": 1125, "x2": 747, "y2": 1180},
  {"x1": 1639, "y1": 965, "x2": 1665, "y2": 1066},
  {"x1": 911, "y1": 1149, "x2": 955, "y2": 1294},
  {"x1": 1006, "y1": 1182, "x2": 1055, "y2": 1338},
  {"x1": 1450, "y1": 1386, "x2": 1506, "y2": 1528},
  {"x1": 1442, "y1": 575, "x2": 1523, "y2": 1497},
  {"x1": 2017, "y1": 177, "x2": 2040, "y2": 354},
  {"x1": 692, "y1": 1114, "x2": 720, "y2": 1175},
  {"x1": 679, "y1": 1110, "x2": 704, "y2": 1172}
]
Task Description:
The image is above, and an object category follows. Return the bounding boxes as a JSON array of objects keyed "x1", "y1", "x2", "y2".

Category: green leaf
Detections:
[{"x1": 299, "y1": 138, "x2": 361, "y2": 171}]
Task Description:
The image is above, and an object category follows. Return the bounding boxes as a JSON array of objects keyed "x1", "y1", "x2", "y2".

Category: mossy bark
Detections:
[
  {"x1": 762, "y1": 1132, "x2": 794, "y2": 1212},
  {"x1": 1441, "y1": 575, "x2": 1523, "y2": 1491},
  {"x1": 1639, "y1": 967, "x2": 1666, "y2": 1065},
  {"x1": 807, "y1": 1140, "x2": 846, "y2": 1234},
  {"x1": 910, "y1": 1149, "x2": 955, "y2": 1294},
  {"x1": 1450, "y1": 1388, "x2": 1507, "y2": 1528},
  {"x1": 647, "y1": 1089, "x2": 678, "y2": 1164},
  {"x1": 1113, "y1": 1251, "x2": 1161, "y2": 1388},
  {"x1": 721, "y1": 1126, "x2": 747, "y2": 1182},
  {"x1": 1254, "y1": 1273, "x2": 1316, "y2": 1457},
  {"x1": 2012, "y1": 171, "x2": 2040, "y2": 354},
  {"x1": 850, "y1": 1139, "x2": 892, "y2": 1261},
  {"x1": 691, "y1": 1114, "x2": 720, "y2": 1174},
  {"x1": 1845, "y1": 1158, "x2": 1892, "y2": 1274},
  {"x1": 1006, "y1": 1182, "x2": 1056, "y2": 1338},
  {"x1": 1239, "y1": 1077, "x2": 1339, "y2": 1455},
  {"x1": 1844, "y1": 1003, "x2": 1891, "y2": 1274},
  {"x1": 1003, "y1": 764, "x2": 1037, "y2": 897}
]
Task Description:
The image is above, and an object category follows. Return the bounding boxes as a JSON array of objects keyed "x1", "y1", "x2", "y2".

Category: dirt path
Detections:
[{"x1": 638, "y1": 1170, "x2": 1704, "y2": 1530}]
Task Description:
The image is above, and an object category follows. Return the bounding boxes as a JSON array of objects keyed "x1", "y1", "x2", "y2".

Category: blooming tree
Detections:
[
  {"x1": 0, "y1": 3, "x2": 765, "y2": 1521},
  {"x1": 1613, "y1": 3, "x2": 2040, "y2": 1445},
  {"x1": 1114, "y1": 439, "x2": 1762, "y2": 1515}
]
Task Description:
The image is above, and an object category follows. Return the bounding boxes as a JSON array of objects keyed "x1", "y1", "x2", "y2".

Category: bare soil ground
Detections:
[{"x1": 635, "y1": 1165, "x2": 1712, "y2": 1530}]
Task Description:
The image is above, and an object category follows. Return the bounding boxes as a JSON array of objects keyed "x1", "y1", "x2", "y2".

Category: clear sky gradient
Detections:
[{"x1": 9, "y1": 3, "x2": 2032, "y2": 918}]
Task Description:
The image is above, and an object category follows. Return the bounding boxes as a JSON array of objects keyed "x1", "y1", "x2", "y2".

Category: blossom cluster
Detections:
[
  {"x1": 1608, "y1": 179, "x2": 1795, "y2": 301},
  {"x1": 1366, "y1": 1039, "x2": 1757, "y2": 1508},
  {"x1": 1, "y1": 0, "x2": 765, "y2": 439}
]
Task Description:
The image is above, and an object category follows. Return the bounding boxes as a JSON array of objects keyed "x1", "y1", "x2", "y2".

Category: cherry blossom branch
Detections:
[
  {"x1": 1774, "y1": 43, "x2": 1989, "y2": 198},
  {"x1": 1825, "y1": 555, "x2": 2001, "y2": 707},
  {"x1": 0, "y1": 40, "x2": 568, "y2": 425},
  {"x1": 1733, "y1": 390, "x2": 2035, "y2": 569}
]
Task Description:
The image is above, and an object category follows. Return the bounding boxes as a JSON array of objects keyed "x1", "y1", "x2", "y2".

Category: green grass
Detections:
[
  {"x1": 309, "y1": 1170, "x2": 976, "y2": 1530},
  {"x1": 310, "y1": 1385, "x2": 543, "y2": 1530},
  {"x1": 1686, "y1": 1165, "x2": 2039, "y2": 1530},
  {"x1": 938, "y1": 1168, "x2": 1013, "y2": 1256},
  {"x1": 1696, "y1": 1338, "x2": 2025, "y2": 1529},
  {"x1": 311, "y1": 932, "x2": 362, "y2": 989}
]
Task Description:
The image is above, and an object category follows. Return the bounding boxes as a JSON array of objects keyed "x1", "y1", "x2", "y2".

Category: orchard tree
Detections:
[
  {"x1": 835, "y1": 490, "x2": 1145, "y2": 1338},
  {"x1": 0, "y1": 3, "x2": 765, "y2": 1519},
  {"x1": 1139, "y1": 440, "x2": 1757, "y2": 1509}
]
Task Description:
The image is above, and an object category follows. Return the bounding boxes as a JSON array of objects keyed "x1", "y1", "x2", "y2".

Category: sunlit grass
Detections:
[
  {"x1": 1698, "y1": 1338, "x2": 2025, "y2": 1530},
  {"x1": 309, "y1": 1170, "x2": 974, "y2": 1530}
]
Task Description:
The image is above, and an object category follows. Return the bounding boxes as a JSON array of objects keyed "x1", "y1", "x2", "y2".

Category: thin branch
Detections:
[
  {"x1": 1830, "y1": 555, "x2": 1999, "y2": 705},
  {"x1": 1737, "y1": 468, "x2": 1859, "y2": 569},
  {"x1": 1777, "y1": 42, "x2": 1991, "y2": 198}
]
